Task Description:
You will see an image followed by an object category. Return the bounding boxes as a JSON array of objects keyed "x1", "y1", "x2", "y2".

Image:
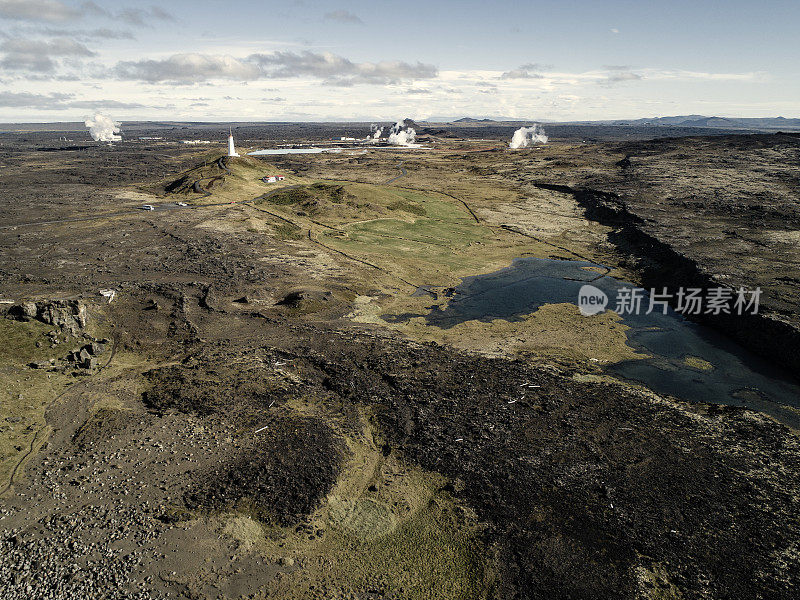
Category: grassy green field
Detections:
[{"x1": 258, "y1": 180, "x2": 534, "y2": 287}]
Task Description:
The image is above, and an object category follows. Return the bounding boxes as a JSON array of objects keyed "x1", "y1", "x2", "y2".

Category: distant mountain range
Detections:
[
  {"x1": 604, "y1": 116, "x2": 800, "y2": 129},
  {"x1": 453, "y1": 117, "x2": 498, "y2": 123},
  {"x1": 424, "y1": 116, "x2": 520, "y2": 123}
]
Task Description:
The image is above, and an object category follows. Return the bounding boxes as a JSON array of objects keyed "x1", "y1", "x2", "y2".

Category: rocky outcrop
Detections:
[{"x1": 8, "y1": 299, "x2": 88, "y2": 336}]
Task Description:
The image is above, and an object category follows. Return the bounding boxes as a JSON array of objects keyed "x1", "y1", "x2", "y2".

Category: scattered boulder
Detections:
[
  {"x1": 28, "y1": 358, "x2": 65, "y2": 371},
  {"x1": 63, "y1": 339, "x2": 107, "y2": 371},
  {"x1": 8, "y1": 302, "x2": 37, "y2": 321},
  {"x1": 79, "y1": 347, "x2": 91, "y2": 364},
  {"x1": 21, "y1": 302, "x2": 38, "y2": 320}
]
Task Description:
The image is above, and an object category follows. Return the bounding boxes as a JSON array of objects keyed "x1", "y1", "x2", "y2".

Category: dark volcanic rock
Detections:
[
  {"x1": 276, "y1": 289, "x2": 332, "y2": 309},
  {"x1": 184, "y1": 416, "x2": 345, "y2": 526},
  {"x1": 531, "y1": 136, "x2": 800, "y2": 377},
  {"x1": 288, "y1": 333, "x2": 800, "y2": 600},
  {"x1": 142, "y1": 363, "x2": 289, "y2": 416}
]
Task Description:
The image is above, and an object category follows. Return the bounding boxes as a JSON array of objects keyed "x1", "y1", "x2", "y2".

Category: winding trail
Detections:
[
  {"x1": 306, "y1": 231, "x2": 419, "y2": 289},
  {"x1": 2, "y1": 157, "x2": 607, "y2": 295},
  {"x1": 384, "y1": 161, "x2": 407, "y2": 184},
  {"x1": 438, "y1": 190, "x2": 481, "y2": 224}
]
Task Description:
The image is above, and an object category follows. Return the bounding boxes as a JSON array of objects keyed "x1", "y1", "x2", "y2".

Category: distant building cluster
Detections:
[{"x1": 262, "y1": 175, "x2": 286, "y2": 183}]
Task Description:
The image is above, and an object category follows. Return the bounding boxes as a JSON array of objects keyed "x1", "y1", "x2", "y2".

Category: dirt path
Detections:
[{"x1": 384, "y1": 161, "x2": 407, "y2": 184}]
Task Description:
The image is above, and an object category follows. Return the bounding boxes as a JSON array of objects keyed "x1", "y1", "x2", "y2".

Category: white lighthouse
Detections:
[{"x1": 227, "y1": 127, "x2": 239, "y2": 157}]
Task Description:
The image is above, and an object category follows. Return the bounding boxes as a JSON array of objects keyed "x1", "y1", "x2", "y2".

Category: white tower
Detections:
[{"x1": 227, "y1": 127, "x2": 239, "y2": 157}]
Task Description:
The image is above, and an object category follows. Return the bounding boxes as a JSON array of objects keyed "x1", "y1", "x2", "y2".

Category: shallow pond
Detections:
[{"x1": 386, "y1": 257, "x2": 800, "y2": 426}]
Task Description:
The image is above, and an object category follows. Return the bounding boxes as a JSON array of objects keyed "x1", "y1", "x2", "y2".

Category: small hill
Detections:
[{"x1": 160, "y1": 154, "x2": 295, "y2": 202}]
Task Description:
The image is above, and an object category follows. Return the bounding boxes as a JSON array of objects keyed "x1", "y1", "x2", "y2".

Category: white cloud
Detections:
[
  {"x1": 0, "y1": 36, "x2": 94, "y2": 72},
  {"x1": 117, "y1": 6, "x2": 175, "y2": 27},
  {"x1": 0, "y1": 44, "x2": 785, "y2": 123},
  {"x1": 0, "y1": 0, "x2": 80, "y2": 22},
  {"x1": 249, "y1": 51, "x2": 437, "y2": 86},
  {"x1": 114, "y1": 53, "x2": 261, "y2": 83},
  {"x1": 646, "y1": 69, "x2": 763, "y2": 82},
  {"x1": 500, "y1": 63, "x2": 550, "y2": 79},
  {"x1": 0, "y1": 90, "x2": 72, "y2": 107},
  {"x1": 0, "y1": 2, "x2": 174, "y2": 26},
  {"x1": 323, "y1": 10, "x2": 363, "y2": 24},
  {"x1": 41, "y1": 27, "x2": 136, "y2": 40},
  {"x1": 112, "y1": 51, "x2": 438, "y2": 86},
  {"x1": 0, "y1": 90, "x2": 161, "y2": 110},
  {"x1": 500, "y1": 70, "x2": 543, "y2": 80},
  {"x1": 600, "y1": 67, "x2": 644, "y2": 86}
]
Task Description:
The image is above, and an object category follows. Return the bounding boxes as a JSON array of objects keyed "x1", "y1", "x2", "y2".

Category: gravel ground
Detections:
[{"x1": 0, "y1": 503, "x2": 163, "y2": 600}]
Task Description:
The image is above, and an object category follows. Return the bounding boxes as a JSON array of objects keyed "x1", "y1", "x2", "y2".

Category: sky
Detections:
[{"x1": 0, "y1": 0, "x2": 798, "y2": 122}]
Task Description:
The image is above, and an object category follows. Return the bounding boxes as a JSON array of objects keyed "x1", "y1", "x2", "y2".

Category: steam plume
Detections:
[
  {"x1": 509, "y1": 124, "x2": 547, "y2": 149},
  {"x1": 85, "y1": 113, "x2": 122, "y2": 142},
  {"x1": 369, "y1": 123, "x2": 383, "y2": 139},
  {"x1": 387, "y1": 120, "x2": 416, "y2": 146}
]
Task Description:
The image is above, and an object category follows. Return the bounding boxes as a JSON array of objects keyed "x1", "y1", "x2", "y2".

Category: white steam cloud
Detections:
[
  {"x1": 369, "y1": 123, "x2": 383, "y2": 139},
  {"x1": 85, "y1": 113, "x2": 122, "y2": 142},
  {"x1": 387, "y1": 120, "x2": 416, "y2": 146},
  {"x1": 509, "y1": 124, "x2": 547, "y2": 149}
]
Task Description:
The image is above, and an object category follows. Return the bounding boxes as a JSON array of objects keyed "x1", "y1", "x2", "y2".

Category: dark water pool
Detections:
[{"x1": 385, "y1": 257, "x2": 800, "y2": 427}]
